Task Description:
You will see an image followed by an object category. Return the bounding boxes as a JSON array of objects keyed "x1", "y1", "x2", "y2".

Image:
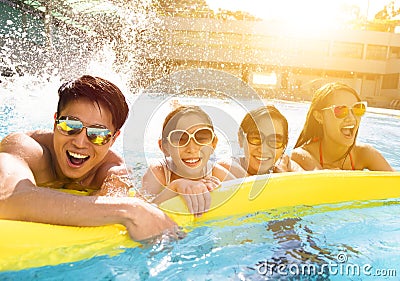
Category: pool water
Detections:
[{"x1": 0, "y1": 77, "x2": 399, "y2": 280}]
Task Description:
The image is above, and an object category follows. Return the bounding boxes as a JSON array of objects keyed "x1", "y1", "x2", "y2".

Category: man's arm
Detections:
[
  {"x1": 91, "y1": 161, "x2": 131, "y2": 196},
  {"x1": 0, "y1": 151, "x2": 177, "y2": 241}
]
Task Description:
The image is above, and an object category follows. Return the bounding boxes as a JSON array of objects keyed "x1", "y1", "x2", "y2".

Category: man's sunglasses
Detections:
[
  {"x1": 244, "y1": 131, "x2": 285, "y2": 149},
  {"x1": 321, "y1": 102, "x2": 367, "y2": 119},
  {"x1": 56, "y1": 116, "x2": 114, "y2": 146},
  {"x1": 167, "y1": 127, "x2": 215, "y2": 148}
]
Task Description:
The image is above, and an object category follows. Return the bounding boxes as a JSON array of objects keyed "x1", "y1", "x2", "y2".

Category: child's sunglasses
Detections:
[
  {"x1": 245, "y1": 132, "x2": 285, "y2": 149},
  {"x1": 167, "y1": 127, "x2": 215, "y2": 148},
  {"x1": 321, "y1": 102, "x2": 367, "y2": 119},
  {"x1": 56, "y1": 116, "x2": 114, "y2": 146}
]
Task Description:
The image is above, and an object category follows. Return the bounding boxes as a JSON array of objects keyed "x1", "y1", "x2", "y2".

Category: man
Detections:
[{"x1": 0, "y1": 75, "x2": 177, "y2": 241}]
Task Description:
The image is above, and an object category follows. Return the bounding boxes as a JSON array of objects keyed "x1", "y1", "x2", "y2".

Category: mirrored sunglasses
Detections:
[
  {"x1": 56, "y1": 116, "x2": 114, "y2": 146},
  {"x1": 321, "y1": 102, "x2": 367, "y2": 119},
  {"x1": 245, "y1": 131, "x2": 285, "y2": 149},
  {"x1": 167, "y1": 127, "x2": 215, "y2": 148}
]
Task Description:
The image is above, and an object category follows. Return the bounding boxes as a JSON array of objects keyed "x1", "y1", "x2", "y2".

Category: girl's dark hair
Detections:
[
  {"x1": 239, "y1": 105, "x2": 289, "y2": 149},
  {"x1": 161, "y1": 105, "x2": 213, "y2": 141},
  {"x1": 57, "y1": 75, "x2": 129, "y2": 132}
]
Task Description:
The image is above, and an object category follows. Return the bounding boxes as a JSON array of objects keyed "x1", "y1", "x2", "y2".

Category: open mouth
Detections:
[
  {"x1": 341, "y1": 125, "x2": 355, "y2": 138},
  {"x1": 255, "y1": 156, "x2": 272, "y2": 162},
  {"x1": 67, "y1": 150, "x2": 90, "y2": 167},
  {"x1": 182, "y1": 157, "x2": 202, "y2": 167}
]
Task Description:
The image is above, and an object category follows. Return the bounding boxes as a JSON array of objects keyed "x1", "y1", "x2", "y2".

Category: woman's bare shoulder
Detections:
[
  {"x1": 291, "y1": 144, "x2": 320, "y2": 171},
  {"x1": 353, "y1": 143, "x2": 395, "y2": 171}
]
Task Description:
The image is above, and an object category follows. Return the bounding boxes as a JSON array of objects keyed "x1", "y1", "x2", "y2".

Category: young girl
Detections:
[
  {"x1": 291, "y1": 82, "x2": 395, "y2": 171},
  {"x1": 219, "y1": 105, "x2": 302, "y2": 177},
  {"x1": 141, "y1": 105, "x2": 235, "y2": 216}
]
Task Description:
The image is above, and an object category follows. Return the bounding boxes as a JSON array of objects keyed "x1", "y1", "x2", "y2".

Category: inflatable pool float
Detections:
[{"x1": 1, "y1": 170, "x2": 399, "y2": 271}]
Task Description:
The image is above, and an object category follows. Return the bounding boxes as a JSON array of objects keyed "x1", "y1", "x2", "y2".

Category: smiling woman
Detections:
[{"x1": 291, "y1": 82, "x2": 395, "y2": 171}]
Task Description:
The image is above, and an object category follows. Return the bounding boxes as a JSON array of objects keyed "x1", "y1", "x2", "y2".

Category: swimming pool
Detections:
[{"x1": 0, "y1": 76, "x2": 399, "y2": 280}]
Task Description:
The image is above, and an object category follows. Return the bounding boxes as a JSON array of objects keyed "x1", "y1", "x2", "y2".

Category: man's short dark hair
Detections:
[{"x1": 57, "y1": 75, "x2": 129, "y2": 132}]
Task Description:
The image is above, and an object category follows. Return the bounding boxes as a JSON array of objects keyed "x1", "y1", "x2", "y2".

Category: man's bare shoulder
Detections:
[
  {"x1": 27, "y1": 129, "x2": 53, "y2": 140},
  {"x1": 0, "y1": 130, "x2": 52, "y2": 161}
]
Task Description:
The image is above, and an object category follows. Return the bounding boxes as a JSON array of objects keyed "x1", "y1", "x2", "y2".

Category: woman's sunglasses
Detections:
[
  {"x1": 56, "y1": 116, "x2": 114, "y2": 146},
  {"x1": 167, "y1": 127, "x2": 215, "y2": 148},
  {"x1": 321, "y1": 102, "x2": 367, "y2": 119},
  {"x1": 244, "y1": 131, "x2": 285, "y2": 149}
]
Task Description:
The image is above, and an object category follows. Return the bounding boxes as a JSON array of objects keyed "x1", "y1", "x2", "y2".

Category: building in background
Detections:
[{"x1": 1, "y1": 0, "x2": 400, "y2": 108}]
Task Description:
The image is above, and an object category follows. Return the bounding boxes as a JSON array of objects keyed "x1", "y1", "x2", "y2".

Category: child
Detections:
[
  {"x1": 219, "y1": 105, "x2": 302, "y2": 177},
  {"x1": 141, "y1": 105, "x2": 235, "y2": 216},
  {"x1": 291, "y1": 82, "x2": 394, "y2": 171}
]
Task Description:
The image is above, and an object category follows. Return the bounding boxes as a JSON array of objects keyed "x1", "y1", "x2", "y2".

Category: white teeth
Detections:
[
  {"x1": 343, "y1": 125, "x2": 355, "y2": 129},
  {"x1": 68, "y1": 151, "x2": 88, "y2": 159},
  {"x1": 255, "y1": 156, "x2": 271, "y2": 161},
  {"x1": 184, "y1": 158, "x2": 199, "y2": 163}
]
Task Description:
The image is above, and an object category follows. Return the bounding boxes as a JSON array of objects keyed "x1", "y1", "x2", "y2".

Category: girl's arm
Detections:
[
  {"x1": 212, "y1": 162, "x2": 237, "y2": 181},
  {"x1": 141, "y1": 165, "x2": 166, "y2": 198},
  {"x1": 151, "y1": 178, "x2": 213, "y2": 216},
  {"x1": 274, "y1": 154, "x2": 304, "y2": 172},
  {"x1": 217, "y1": 158, "x2": 247, "y2": 178},
  {"x1": 141, "y1": 165, "x2": 216, "y2": 216}
]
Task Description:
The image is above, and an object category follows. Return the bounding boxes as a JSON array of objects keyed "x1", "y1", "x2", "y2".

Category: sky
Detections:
[{"x1": 206, "y1": 0, "x2": 393, "y2": 21}]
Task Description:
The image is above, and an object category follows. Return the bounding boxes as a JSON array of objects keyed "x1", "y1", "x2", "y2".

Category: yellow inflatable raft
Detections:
[{"x1": 1, "y1": 171, "x2": 399, "y2": 271}]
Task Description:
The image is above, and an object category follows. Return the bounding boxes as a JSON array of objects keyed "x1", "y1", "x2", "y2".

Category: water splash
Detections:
[{"x1": 0, "y1": 1, "x2": 170, "y2": 91}]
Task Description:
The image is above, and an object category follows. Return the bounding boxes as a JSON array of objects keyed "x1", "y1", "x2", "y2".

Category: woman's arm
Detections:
[
  {"x1": 291, "y1": 147, "x2": 322, "y2": 171},
  {"x1": 356, "y1": 144, "x2": 395, "y2": 171}
]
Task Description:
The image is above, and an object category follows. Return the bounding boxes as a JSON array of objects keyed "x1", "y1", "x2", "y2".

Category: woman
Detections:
[
  {"x1": 220, "y1": 105, "x2": 302, "y2": 177},
  {"x1": 141, "y1": 105, "x2": 234, "y2": 216},
  {"x1": 291, "y1": 82, "x2": 394, "y2": 171}
]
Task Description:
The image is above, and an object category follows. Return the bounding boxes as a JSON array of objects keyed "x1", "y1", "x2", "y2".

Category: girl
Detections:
[
  {"x1": 219, "y1": 105, "x2": 302, "y2": 177},
  {"x1": 141, "y1": 105, "x2": 234, "y2": 216},
  {"x1": 291, "y1": 82, "x2": 394, "y2": 171}
]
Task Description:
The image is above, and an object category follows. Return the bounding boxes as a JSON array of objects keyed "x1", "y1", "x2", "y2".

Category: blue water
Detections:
[{"x1": 1, "y1": 82, "x2": 400, "y2": 280}]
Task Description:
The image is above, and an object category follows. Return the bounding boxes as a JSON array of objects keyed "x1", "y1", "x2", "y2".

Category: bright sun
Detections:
[{"x1": 206, "y1": 0, "x2": 392, "y2": 36}]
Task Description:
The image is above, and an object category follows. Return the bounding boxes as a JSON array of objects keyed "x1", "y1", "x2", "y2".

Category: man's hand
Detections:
[{"x1": 117, "y1": 197, "x2": 179, "y2": 241}]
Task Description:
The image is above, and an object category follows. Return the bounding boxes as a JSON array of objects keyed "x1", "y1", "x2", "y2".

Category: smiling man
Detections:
[{"x1": 0, "y1": 75, "x2": 177, "y2": 241}]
